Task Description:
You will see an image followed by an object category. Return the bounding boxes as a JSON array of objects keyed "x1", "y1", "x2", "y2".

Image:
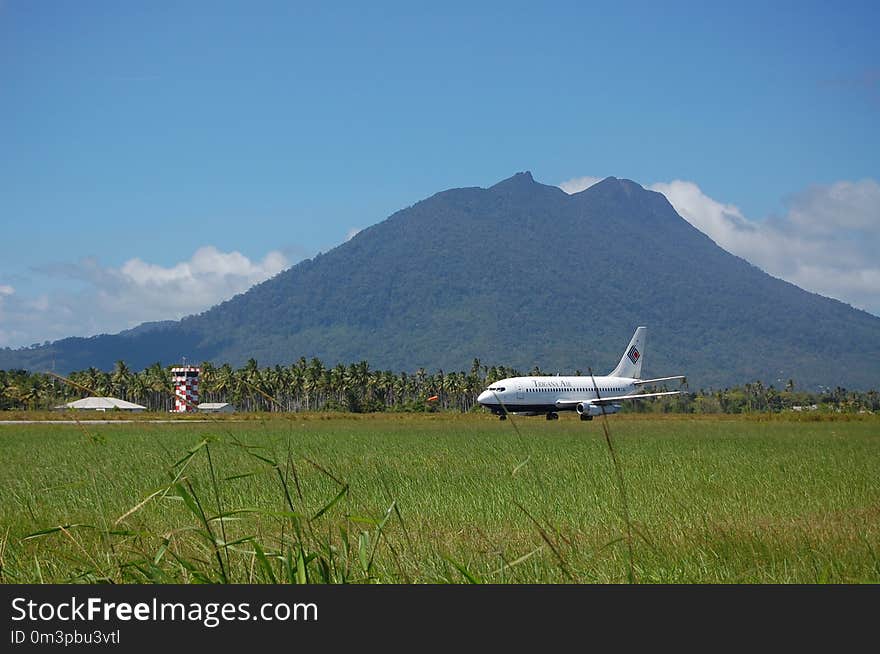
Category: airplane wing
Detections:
[
  {"x1": 632, "y1": 375, "x2": 687, "y2": 386},
  {"x1": 555, "y1": 390, "x2": 681, "y2": 408}
]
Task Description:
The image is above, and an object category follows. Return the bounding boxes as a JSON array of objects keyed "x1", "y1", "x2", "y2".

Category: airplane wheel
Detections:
[
  {"x1": 580, "y1": 414, "x2": 592, "y2": 421},
  {"x1": 499, "y1": 414, "x2": 507, "y2": 421},
  {"x1": 546, "y1": 412, "x2": 559, "y2": 421}
]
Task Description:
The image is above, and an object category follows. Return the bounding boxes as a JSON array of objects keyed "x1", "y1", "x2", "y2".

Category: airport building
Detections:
[{"x1": 55, "y1": 397, "x2": 146, "y2": 412}]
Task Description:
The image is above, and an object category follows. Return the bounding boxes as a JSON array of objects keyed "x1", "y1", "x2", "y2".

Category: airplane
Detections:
[{"x1": 476, "y1": 327, "x2": 685, "y2": 421}]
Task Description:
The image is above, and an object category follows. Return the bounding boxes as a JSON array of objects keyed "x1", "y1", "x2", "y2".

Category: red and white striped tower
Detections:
[{"x1": 171, "y1": 366, "x2": 200, "y2": 412}]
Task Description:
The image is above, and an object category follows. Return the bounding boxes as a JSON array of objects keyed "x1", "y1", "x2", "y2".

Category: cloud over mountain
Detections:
[
  {"x1": 558, "y1": 176, "x2": 603, "y2": 194},
  {"x1": 0, "y1": 246, "x2": 289, "y2": 347},
  {"x1": 560, "y1": 175, "x2": 880, "y2": 316},
  {"x1": 648, "y1": 178, "x2": 880, "y2": 316}
]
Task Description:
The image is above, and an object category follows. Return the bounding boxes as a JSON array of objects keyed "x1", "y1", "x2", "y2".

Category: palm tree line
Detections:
[
  {"x1": 0, "y1": 358, "x2": 514, "y2": 413},
  {"x1": 0, "y1": 360, "x2": 877, "y2": 414}
]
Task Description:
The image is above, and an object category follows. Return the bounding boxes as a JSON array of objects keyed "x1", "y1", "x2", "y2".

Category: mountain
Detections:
[{"x1": 3, "y1": 172, "x2": 879, "y2": 389}]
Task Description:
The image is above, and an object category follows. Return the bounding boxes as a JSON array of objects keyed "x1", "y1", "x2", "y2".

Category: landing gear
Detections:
[
  {"x1": 580, "y1": 414, "x2": 593, "y2": 421},
  {"x1": 546, "y1": 412, "x2": 559, "y2": 421},
  {"x1": 498, "y1": 414, "x2": 507, "y2": 421}
]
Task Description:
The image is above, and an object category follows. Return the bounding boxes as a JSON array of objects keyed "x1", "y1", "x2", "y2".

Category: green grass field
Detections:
[{"x1": 1, "y1": 413, "x2": 878, "y2": 583}]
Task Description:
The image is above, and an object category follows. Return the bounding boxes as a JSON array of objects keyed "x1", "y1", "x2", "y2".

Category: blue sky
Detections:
[{"x1": 1, "y1": 1, "x2": 878, "y2": 347}]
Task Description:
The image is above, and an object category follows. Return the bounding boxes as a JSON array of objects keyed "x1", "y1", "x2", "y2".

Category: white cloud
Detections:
[
  {"x1": 649, "y1": 179, "x2": 880, "y2": 315},
  {"x1": 0, "y1": 246, "x2": 290, "y2": 348},
  {"x1": 118, "y1": 246, "x2": 288, "y2": 293},
  {"x1": 558, "y1": 176, "x2": 603, "y2": 194},
  {"x1": 0, "y1": 285, "x2": 13, "y2": 296}
]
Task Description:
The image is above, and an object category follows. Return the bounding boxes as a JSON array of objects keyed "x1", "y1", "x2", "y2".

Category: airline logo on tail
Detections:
[{"x1": 627, "y1": 346, "x2": 640, "y2": 364}]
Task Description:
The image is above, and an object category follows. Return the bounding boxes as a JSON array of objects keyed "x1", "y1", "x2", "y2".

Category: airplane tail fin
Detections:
[{"x1": 610, "y1": 326, "x2": 646, "y2": 379}]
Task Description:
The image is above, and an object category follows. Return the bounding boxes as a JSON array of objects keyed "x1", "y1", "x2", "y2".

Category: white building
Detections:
[
  {"x1": 56, "y1": 397, "x2": 147, "y2": 412},
  {"x1": 197, "y1": 402, "x2": 235, "y2": 413}
]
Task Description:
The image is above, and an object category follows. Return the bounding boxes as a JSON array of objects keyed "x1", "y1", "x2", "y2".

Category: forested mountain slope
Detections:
[{"x1": 3, "y1": 172, "x2": 878, "y2": 389}]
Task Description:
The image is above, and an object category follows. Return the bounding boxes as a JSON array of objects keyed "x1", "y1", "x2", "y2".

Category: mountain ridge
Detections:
[{"x1": 2, "y1": 173, "x2": 878, "y2": 389}]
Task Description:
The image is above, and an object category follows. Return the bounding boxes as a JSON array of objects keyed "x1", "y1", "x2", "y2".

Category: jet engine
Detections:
[{"x1": 576, "y1": 402, "x2": 620, "y2": 417}]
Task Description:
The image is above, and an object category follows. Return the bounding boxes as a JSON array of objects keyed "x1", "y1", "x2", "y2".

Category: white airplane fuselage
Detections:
[{"x1": 476, "y1": 375, "x2": 636, "y2": 418}]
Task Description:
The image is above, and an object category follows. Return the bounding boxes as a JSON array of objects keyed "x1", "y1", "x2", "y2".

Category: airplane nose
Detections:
[{"x1": 477, "y1": 390, "x2": 493, "y2": 405}]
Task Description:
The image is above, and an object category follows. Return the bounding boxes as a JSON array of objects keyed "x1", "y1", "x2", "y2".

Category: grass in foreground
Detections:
[{"x1": 0, "y1": 413, "x2": 878, "y2": 583}]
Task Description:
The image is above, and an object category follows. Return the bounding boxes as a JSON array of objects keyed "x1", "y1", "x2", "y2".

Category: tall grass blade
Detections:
[
  {"x1": 512, "y1": 500, "x2": 573, "y2": 581},
  {"x1": 312, "y1": 484, "x2": 350, "y2": 521},
  {"x1": 441, "y1": 553, "x2": 482, "y2": 584},
  {"x1": 589, "y1": 367, "x2": 636, "y2": 584},
  {"x1": 252, "y1": 542, "x2": 277, "y2": 584},
  {"x1": 492, "y1": 545, "x2": 544, "y2": 577}
]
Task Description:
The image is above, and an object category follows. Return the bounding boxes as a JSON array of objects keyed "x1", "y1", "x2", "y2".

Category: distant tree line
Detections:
[
  {"x1": 0, "y1": 358, "x2": 506, "y2": 413},
  {"x1": 0, "y1": 360, "x2": 878, "y2": 415},
  {"x1": 624, "y1": 378, "x2": 879, "y2": 415}
]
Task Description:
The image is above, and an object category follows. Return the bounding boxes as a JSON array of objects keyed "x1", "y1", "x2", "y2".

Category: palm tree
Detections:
[
  {"x1": 0, "y1": 377, "x2": 7, "y2": 410},
  {"x1": 6, "y1": 384, "x2": 24, "y2": 410},
  {"x1": 304, "y1": 358, "x2": 325, "y2": 411},
  {"x1": 144, "y1": 363, "x2": 172, "y2": 411},
  {"x1": 129, "y1": 371, "x2": 148, "y2": 407},
  {"x1": 238, "y1": 359, "x2": 261, "y2": 411},
  {"x1": 20, "y1": 377, "x2": 45, "y2": 410},
  {"x1": 331, "y1": 364, "x2": 348, "y2": 406},
  {"x1": 199, "y1": 362, "x2": 217, "y2": 403},
  {"x1": 111, "y1": 360, "x2": 133, "y2": 401},
  {"x1": 288, "y1": 363, "x2": 305, "y2": 411},
  {"x1": 212, "y1": 363, "x2": 235, "y2": 405}
]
